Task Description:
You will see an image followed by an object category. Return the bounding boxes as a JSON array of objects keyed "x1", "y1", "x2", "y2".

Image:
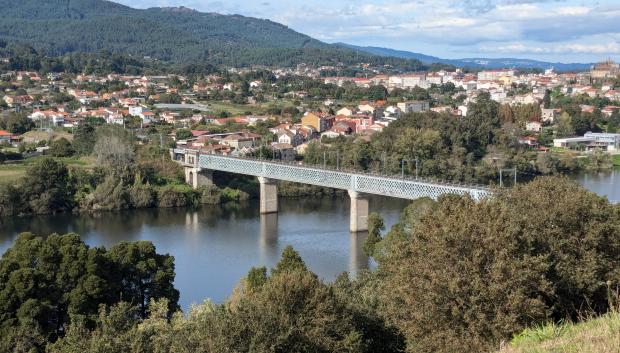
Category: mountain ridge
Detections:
[{"x1": 338, "y1": 43, "x2": 593, "y2": 71}]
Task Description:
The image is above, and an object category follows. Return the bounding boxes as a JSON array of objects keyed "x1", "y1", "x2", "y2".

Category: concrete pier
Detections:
[
  {"x1": 348, "y1": 190, "x2": 369, "y2": 232},
  {"x1": 184, "y1": 168, "x2": 214, "y2": 189},
  {"x1": 258, "y1": 177, "x2": 278, "y2": 214}
]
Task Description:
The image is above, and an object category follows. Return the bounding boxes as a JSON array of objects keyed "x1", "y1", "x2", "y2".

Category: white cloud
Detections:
[{"x1": 114, "y1": 0, "x2": 620, "y2": 61}]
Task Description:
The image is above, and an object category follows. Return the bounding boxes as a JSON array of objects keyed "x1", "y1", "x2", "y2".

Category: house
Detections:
[
  {"x1": 525, "y1": 121, "x2": 542, "y2": 133},
  {"x1": 221, "y1": 134, "x2": 255, "y2": 149},
  {"x1": 336, "y1": 107, "x2": 355, "y2": 116},
  {"x1": 301, "y1": 112, "x2": 334, "y2": 132},
  {"x1": 271, "y1": 143, "x2": 295, "y2": 161},
  {"x1": 541, "y1": 108, "x2": 560, "y2": 123},
  {"x1": 0, "y1": 130, "x2": 11, "y2": 143},
  {"x1": 554, "y1": 132, "x2": 620, "y2": 152},
  {"x1": 277, "y1": 130, "x2": 304, "y2": 147},
  {"x1": 397, "y1": 101, "x2": 430, "y2": 113},
  {"x1": 518, "y1": 136, "x2": 539, "y2": 148}
]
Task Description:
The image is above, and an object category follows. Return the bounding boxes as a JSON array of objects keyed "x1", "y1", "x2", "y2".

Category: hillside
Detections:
[
  {"x1": 340, "y1": 43, "x2": 592, "y2": 71},
  {"x1": 0, "y1": 0, "x2": 424, "y2": 69},
  {"x1": 500, "y1": 312, "x2": 620, "y2": 353}
]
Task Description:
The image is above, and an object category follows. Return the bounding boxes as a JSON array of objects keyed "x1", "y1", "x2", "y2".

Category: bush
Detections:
[
  {"x1": 49, "y1": 138, "x2": 74, "y2": 157},
  {"x1": 157, "y1": 187, "x2": 191, "y2": 208},
  {"x1": 376, "y1": 176, "x2": 620, "y2": 353},
  {"x1": 82, "y1": 177, "x2": 129, "y2": 211},
  {"x1": 129, "y1": 185, "x2": 156, "y2": 209},
  {"x1": 220, "y1": 187, "x2": 250, "y2": 202},
  {"x1": 199, "y1": 185, "x2": 221, "y2": 204}
]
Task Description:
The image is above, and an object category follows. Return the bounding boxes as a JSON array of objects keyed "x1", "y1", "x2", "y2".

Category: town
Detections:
[{"x1": 1, "y1": 60, "x2": 619, "y2": 169}]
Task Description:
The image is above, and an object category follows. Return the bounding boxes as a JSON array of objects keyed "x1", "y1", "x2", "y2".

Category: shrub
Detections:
[
  {"x1": 49, "y1": 138, "x2": 74, "y2": 157},
  {"x1": 83, "y1": 177, "x2": 129, "y2": 211},
  {"x1": 199, "y1": 185, "x2": 221, "y2": 204},
  {"x1": 129, "y1": 185, "x2": 156, "y2": 209},
  {"x1": 221, "y1": 187, "x2": 250, "y2": 202},
  {"x1": 377, "y1": 176, "x2": 620, "y2": 353},
  {"x1": 157, "y1": 187, "x2": 190, "y2": 208}
]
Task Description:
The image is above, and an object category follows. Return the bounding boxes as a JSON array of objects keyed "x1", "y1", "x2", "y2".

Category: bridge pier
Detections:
[
  {"x1": 184, "y1": 168, "x2": 214, "y2": 189},
  {"x1": 348, "y1": 190, "x2": 369, "y2": 232},
  {"x1": 258, "y1": 177, "x2": 278, "y2": 214}
]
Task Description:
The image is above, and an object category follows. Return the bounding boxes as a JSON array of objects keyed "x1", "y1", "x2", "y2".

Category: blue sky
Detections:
[{"x1": 117, "y1": 0, "x2": 620, "y2": 63}]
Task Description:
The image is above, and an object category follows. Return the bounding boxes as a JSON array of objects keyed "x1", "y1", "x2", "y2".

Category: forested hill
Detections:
[{"x1": 0, "y1": 0, "x2": 425, "y2": 69}]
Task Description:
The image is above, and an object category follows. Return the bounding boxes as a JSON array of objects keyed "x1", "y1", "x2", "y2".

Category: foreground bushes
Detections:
[
  {"x1": 46, "y1": 246, "x2": 403, "y2": 353},
  {"x1": 0, "y1": 233, "x2": 179, "y2": 351},
  {"x1": 375, "y1": 176, "x2": 620, "y2": 353}
]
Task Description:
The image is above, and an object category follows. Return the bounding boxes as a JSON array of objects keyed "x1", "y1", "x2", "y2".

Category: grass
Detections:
[
  {"x1": 612, "y1": 155, "x2": 620, "y2": 167},
  {"x1": 0, "y1": 155, "x2": 95, "y2": 183},
  {"x1": 500, "y1": 312, "x2": 620, "y2": 353},
  {"x1": 204, "y1": 101, "x2": 263, "y2": 115}
]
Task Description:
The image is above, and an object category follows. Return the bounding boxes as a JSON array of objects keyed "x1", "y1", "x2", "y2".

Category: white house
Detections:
[
  {"x1": 397, "y1": 101, "x2": 430, "y2": 113},
  {"x1": 526, "y1": 121, "x2": 542, "y2": 133}
]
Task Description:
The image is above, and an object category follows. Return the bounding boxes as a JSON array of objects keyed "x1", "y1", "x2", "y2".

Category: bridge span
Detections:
[{"x1": 171, "y1": 148, "x2": 492, "y2": 232}]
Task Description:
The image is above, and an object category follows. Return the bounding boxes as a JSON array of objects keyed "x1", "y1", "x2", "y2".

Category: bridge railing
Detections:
[{"x1": 172, "y1": 148, "x2": 492, "y2": 200}]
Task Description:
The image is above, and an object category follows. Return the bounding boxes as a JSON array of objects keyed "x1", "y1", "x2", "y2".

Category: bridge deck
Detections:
[{"x1": 174, "y1": 149, "x2": 492, "y2": 201}]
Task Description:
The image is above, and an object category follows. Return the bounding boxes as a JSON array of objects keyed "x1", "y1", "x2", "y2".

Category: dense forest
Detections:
[{"x1": 0, "y1": 0, "x2": 427, "y2": 69}]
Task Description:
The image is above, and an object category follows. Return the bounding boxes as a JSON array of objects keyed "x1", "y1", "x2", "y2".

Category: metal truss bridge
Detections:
[{"x1": 172, "y1": 149, "x2": 492, "y2": 201}]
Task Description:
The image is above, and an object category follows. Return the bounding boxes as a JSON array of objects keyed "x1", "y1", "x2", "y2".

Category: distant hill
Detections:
[
  {"x1": 339, "y1": 43, "x2": 592, "y2": 72},
  {"x1": 0, "y1": 0, "x2": 426, "y2": 69}
]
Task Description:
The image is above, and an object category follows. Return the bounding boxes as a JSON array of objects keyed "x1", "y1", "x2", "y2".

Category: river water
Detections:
[
  {"x1": 0, "y1": 196, "x2": 409, "y2": 308},
  {"x1": 1, "y1": 170, "x2": 617, "y2": 309}
]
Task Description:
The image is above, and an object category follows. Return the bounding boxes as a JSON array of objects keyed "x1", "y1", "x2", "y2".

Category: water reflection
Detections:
[
  {"x1": 0, "y1": 196, "x2": 410, "y2": 308},
  {"x1": 349, "y1": 232, "x2": 369, "y2": 276},
  {"x1": 259, "y1": 213, "x2": 279, "y2": 263}
]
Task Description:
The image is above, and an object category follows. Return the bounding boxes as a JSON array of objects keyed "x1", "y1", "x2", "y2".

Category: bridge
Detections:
[{"x1": 171, "y1": 148, "x2": 492, "y2": 232}]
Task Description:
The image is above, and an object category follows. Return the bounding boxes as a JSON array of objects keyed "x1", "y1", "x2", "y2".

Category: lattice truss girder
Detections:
[{"x1": 192, "y1": 154, "x2": 491, "y2": 201}]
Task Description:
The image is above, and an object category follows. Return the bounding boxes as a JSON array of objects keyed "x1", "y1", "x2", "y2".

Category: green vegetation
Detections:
[
  {"x1": 1, "y1": 176, "x2": 619, "y2": 353},
  {"x1": 613, "y1": 154, "x2": 620, "y2": 167},
  {"x1": 502, "y1": 312, "x2": 620, "y2": 353},
  {"x1": 0, "y1": 233, "x2": 178, "y2": 351},
  {"x1": 0, "y1": 0, "x2": 428, "y2": 70},
  {"x1": 372, "y1": 177, "x2": 620, "y2": 352}
]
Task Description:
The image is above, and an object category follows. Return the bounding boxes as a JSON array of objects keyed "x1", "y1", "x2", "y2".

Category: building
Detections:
[
  {"x1": 553, "y1": 132, "x2": 620, "y2": 152},
  {"x1": 397, "y1": 101, "x2": 430, "y2": 113},
  {"x1": 541, "y1": 108, "x2": 560, "y2": 123},
  {"x1": 591, "y1": 60, "x2": 619, "y2": 81},
  {"x1": 0, "y1": 130, "x2": 11, "y2": 143},
  {"x1": 271, "y1": 143, "x2": 295, "y2": 161},
  {"x1": 301, "y1": 112, "x2": 334, "y2": 132},
  {"x1": 525, "y1": 121, "x2": 542, "y2": 133}
]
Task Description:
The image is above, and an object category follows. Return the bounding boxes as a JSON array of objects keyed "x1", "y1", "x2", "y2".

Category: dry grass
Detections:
[{"x1": 500, "y1": 312, "x2": 620, "y2": 353}]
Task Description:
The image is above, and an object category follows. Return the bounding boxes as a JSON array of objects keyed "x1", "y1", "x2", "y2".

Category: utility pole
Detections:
[{"x1": 499, "y1": 168, "x2": 517, "y2": 187}]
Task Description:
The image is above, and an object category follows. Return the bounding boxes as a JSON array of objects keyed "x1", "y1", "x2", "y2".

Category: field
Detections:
[
  {"x1": 500, "y1": 311, "x2": 620, "y2": 353},
  {"x1": 0, "y1": 156, "x2": 95, "y2": 183}
]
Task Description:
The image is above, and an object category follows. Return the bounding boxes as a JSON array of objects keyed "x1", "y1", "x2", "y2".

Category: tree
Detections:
[
  {"x1": 271, "y1": 245, "x2": 307, "y2": 276},
  {"x1": 106, "y1": 241, "x2": 180, "y2": 318},
  {"x1": 543, "y1": 89, "x2": 551, "y2": 109},
  {"x1": 0, "y1": 233, "x2": 180, "y2": 351},
  {"x1": 20, "y1": 158, "x2": 73, "y2": 214},
  {"x1": 0, "y1": 112, "x2": 34, "y2": 134},
  {"x1": 376, "y1": 177, "x2": 620, "y2": 353},
  {"x1": 175, "y1": 129, "x2": 192, "y2": 141},
  {"x1": 462, "y1": 92, "x2": 500, "y2": 157},
  {"x1": 49, "y1": 138, "x2": 74, "y2": 157},
  {"x1": 72, "y1": 123, "x2": 96, "y2": 155},
  {"x1": 93, "y1": 125, "x2": 134, "y2": 174},
  {"x1": 555, "y1": 112, "x2": 575, "y2": 138},
  {"x1": 363, "y1": 213, "x2": 385, "y2": 257}
]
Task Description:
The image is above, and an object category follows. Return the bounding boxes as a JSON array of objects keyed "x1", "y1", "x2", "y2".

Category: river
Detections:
[
  {"x1": 0, "y1": 196, "x2": 409, "y2": 308},
  {"x1": 1, "y1": 170, "x2": 618, "y2": 309}
]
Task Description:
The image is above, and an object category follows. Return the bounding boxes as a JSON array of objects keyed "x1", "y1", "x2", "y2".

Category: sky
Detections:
[{"x1": 116, "y1": 0, "x2": 620, "y2": 63}]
